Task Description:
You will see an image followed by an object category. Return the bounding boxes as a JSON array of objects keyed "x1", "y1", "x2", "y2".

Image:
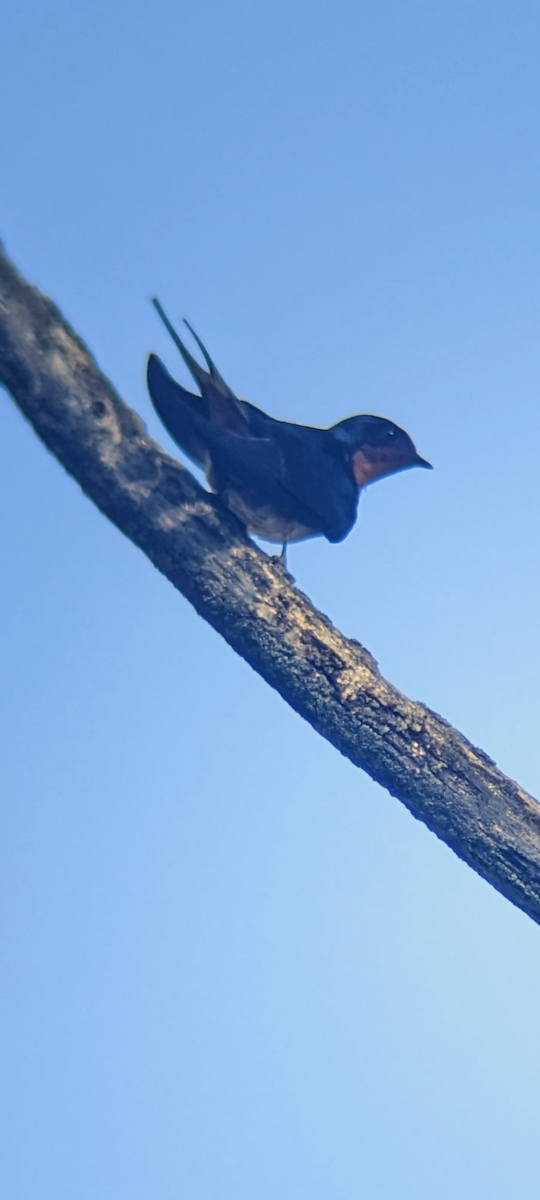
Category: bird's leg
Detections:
[{"x1": 269, "y1": 542, "x2": 295, "y2": 582}]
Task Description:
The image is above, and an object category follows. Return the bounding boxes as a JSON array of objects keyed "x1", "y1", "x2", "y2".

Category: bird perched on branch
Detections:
[{"x1": 147, "y1": 301, "x2": 431, "y2": 566}]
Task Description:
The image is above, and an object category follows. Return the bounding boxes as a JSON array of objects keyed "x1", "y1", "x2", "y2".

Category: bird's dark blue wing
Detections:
[
  {"x1": 147, "y1": 354, "x2": 214, "y2": 469},
  {"x1": 270, "y1": 426, "x2": 360, "y2": 542},
  {"x1": 205, "y1": 422, "x2": 359, "y2": 542}
]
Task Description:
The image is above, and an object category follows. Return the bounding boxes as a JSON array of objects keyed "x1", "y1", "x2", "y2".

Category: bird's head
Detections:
[{"x1": 331, "y1": 414, "x2": 432, "y2": 487}]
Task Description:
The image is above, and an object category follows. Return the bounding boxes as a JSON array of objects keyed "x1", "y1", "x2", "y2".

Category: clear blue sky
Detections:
[{"x1": 2, "y1": 1, "x2": 540, "y2": 1196}]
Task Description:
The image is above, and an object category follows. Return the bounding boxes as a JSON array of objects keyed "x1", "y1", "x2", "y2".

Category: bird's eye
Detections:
[{"x1": 386, "y1": 427, "x2": 396, "y2": 439}]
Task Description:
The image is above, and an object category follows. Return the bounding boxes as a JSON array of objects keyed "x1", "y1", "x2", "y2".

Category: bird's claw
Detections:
[{"x1": 269, "y1": 551, "x2": 295, "y2": 583}]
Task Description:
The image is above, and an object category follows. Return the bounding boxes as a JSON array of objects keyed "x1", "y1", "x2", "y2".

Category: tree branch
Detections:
[{"x1": 1, "y1": 242, "x2": 539, "y2": 924}]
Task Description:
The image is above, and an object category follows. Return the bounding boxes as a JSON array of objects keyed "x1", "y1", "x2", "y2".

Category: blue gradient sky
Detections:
[{"x1": 2, "y1": 1, "x2": 540, "y2": 1196}]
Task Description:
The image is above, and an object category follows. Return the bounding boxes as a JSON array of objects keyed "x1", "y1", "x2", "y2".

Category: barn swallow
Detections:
[{"x1": 147, "y1": 300, "x2": 431, "y2": 565}]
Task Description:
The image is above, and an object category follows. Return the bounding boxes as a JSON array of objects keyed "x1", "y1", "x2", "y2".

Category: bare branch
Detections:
[{"x1": 1, "y1": 243, "x2": 539, "y2": 924}]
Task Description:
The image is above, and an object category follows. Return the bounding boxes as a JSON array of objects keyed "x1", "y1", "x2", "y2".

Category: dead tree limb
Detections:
[{"x1": 1, "y1": 243, "x2": 539, "y2": 924}]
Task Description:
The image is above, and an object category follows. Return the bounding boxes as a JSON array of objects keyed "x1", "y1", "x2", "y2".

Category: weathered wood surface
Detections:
[{"x1": 1, "y1": 243, "x2": 539, "y2": 924}]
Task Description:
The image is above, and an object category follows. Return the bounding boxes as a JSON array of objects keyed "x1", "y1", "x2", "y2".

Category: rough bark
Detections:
[{"x1": 1, "y1": 242, "x2": 539, "y2": 925}]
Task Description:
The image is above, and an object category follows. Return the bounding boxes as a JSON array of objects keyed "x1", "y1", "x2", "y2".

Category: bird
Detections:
[{"x1": 147, "y1": 300, "x2": 432, "y2": 566}]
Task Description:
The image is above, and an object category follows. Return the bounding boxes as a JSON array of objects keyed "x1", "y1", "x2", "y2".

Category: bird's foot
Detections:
[{"x1": 269, "y1": 547, "x2": 295, "y2": 583}]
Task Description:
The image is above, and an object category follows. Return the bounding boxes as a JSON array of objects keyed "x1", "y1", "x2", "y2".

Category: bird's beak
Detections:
[{"x1": 414, "y1": 454, "x2": 433, "y2": 469}]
